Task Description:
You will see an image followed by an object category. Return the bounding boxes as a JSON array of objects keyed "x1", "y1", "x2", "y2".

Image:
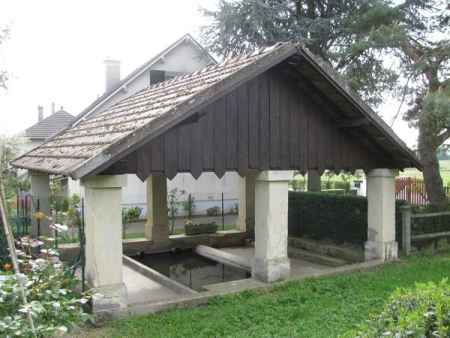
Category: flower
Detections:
[
  {"x1": 184, "y1": 219, "x2": 197, "y2": 227},
  {"x1": 3, "y1": 263, "x2": 11, "y2": 271}
]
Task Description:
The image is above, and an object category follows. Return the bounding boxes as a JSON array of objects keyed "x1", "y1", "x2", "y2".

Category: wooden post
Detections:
[{"x1": 401, "y1": 206, "x2": 412, "y2": 256}]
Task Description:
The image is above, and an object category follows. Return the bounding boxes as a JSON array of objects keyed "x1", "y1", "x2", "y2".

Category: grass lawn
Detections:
[
  {"x1": 293, "y1": 160, "x2": 450, "y2": 186},
  {"x1": 77, "y1": 249, "x2": 450, "y2": 338}
]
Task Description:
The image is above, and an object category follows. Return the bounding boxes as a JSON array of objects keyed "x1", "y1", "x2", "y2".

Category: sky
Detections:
[
  {"x1": 0, "y1": 0, "x2": 418, "y2": 148},
  {"x1": 0, "y1": 0, "x2": 217, "y2": 134}
]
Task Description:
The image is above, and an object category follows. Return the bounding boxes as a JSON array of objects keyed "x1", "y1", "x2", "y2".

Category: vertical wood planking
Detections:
[
  {"x1": 307, "y1": 97, "x2": 317, "y2": 170},
  {"x1": 340, "y1": 132, "x2": 350, "y2": 171},
  {"x1": 237, "y1": 83, "x2": 249, "y2": 177},
  {"x1": 269, "y1": 71, "x2": 281, "y2": 169},
  {"x1": 348, "y1": 133, "x2": 358, "y2": 174},
  {"x1": 289, "y1": 83, "x2": 300, "y2": 169},
  {"x1": 333, "y1": 126, "x2": 341, "y2": 174},
  {"x1": 279, "y1": 76, "x2": 290, "y2": 170},
  {"x1": 248, "y1": 76, "x2": 260, "y2": 168},
  {"x1": 202, "y1": 104, "x2": 215, "y2": 170},
  {"x1": 259, "y1": 72, "x2": 270, "y2": 170},
  {"x1": 214, "y1": 96, "x2": 227, "y2": 178},
  {"x1": 325, "y1": 116, "x2": 334, "y2": 169},
  {"x1": 226, "y1": 89, "x2": 238, "y2": 170},
  {"x1": 177, "y1": 124, "x2": 191, "y2": 171},
  {"x1": 150, "y1": 134, "x2": 165, "y2": 172},
  {"x1": 191, "y1": 120, "x2": 203, "y2": 179},
  {"x1": 316, "y1": 108, "x2": 326, "y2": 175},
  {"x1": 136, "y1": 142, "x2": 151, "y2": 182},
  {"x1": 299, "y1": 91, "x2": 309, "y2": 175},
  {"x1": 164, "y1": 127, "x2": 178, "y2": 179}
]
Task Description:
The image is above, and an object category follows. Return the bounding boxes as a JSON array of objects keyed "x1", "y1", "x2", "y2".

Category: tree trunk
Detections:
[{"x1": 419, "y1": 132, "x2": 447, "y2": 204}]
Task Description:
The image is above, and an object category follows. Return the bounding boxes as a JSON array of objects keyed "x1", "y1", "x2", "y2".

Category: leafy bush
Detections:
[
  {"x1": 0, "y1": 212, "x2": 94, "y2": 337},
  {"x1": 206, "y1": 206, "x2": 221, "y2": 216},
  {"x1": 289, "y1": 179, "x2": 306, "y2": 191},
  {"x1": 122, "y1": 206, "x2": 142, "y2": 238},
  {"x1": 342, "y1": 279, "x2": 450, "y2": 337},
  {"x1": 182, "y1": 196, "x2": 196, "y2": 216}
]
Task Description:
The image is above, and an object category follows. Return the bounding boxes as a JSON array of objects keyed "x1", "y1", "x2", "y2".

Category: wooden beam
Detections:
[{"x1": 336, "y1": 118, "x2": 370, "y2": 128}]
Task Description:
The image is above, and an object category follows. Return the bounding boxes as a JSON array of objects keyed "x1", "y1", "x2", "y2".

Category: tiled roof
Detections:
[
  {"x1": 12, "y1": 41, "x2": 421, "y2": 179},
  {"x1": 25, "y1": 110, "x2": 74, "y2": 140},
  {"x1": 13, "y1": 43, "x2": 289, "y2": 178}
]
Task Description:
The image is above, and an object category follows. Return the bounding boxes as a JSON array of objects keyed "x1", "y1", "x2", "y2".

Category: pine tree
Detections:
[{"x1": 200, "y1": 0, "x2": 450, "y2": 203}]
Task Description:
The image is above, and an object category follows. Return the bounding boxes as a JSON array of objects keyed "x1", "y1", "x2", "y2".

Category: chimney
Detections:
[
  {"x1": 104, "y1": 59, "x2": 121, "y2": 92},
  {"x1": 38, "y1": 105, "x2": 43, "y2": 122},
  {"x1": 52, "y1": 102, "x2": 55, "y2": 114}
]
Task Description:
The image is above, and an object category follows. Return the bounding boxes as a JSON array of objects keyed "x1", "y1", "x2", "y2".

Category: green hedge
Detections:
[{"x1": 288, "y1": 191, "x2": 408, "y2": 246}]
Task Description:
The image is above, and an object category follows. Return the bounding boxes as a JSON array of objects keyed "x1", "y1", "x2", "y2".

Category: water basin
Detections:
[{"x1": 135, "y1": 251, "x2": 251, "y2": 292}]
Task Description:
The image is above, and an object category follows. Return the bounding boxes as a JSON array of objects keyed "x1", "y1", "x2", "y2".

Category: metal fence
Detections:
[
  {"x1": 0, "y1": 194, "x2": 86, "y2": 292},
  {"x1": 123, "y1": 190, "x2": 239, "y2": 235}
]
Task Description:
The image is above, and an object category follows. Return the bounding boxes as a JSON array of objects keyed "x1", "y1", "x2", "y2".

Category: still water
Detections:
[{"x1": 136, "y1": 251, "x2": 251, "y2": 292}]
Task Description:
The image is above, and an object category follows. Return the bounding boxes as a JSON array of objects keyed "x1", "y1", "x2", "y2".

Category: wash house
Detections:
[{"x1": 12, "y1": 42, "x2": 421, "y2": 313}]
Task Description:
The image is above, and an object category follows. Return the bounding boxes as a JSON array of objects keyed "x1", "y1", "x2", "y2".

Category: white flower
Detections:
[
  {"x1": 15, "y1": 274, "x2": 28, "y2": 286},
  {"x1": 53, "y1": 224, "x2": 69, "y2": 232}
]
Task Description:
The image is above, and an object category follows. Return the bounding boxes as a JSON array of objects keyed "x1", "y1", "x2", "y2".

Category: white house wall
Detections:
[{"x1": 122, "y1": 172, "x2": 240, "y2": 218}]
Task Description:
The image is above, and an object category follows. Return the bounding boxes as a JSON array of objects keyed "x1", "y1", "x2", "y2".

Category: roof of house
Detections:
[
  {"x1": 70, "y1": 33, "x2": 216, "y2": 127},
  {"x1": 24, "y1": 109, "x2": 74, "y2": 140},
  {"x1": 12, "y1": 42, "x2": 422, "y2": 179}
]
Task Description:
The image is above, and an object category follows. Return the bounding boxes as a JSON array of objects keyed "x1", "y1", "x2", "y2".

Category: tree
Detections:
[
  {"x1": 0, "y1": 132, "x2": 30, "y2": 199},
  {"x1": 200, "y1": 0, "x2": 450, "y2": 203},
  {"x1": 0, "y1": 25, "x2": 10, "y2": 90}
]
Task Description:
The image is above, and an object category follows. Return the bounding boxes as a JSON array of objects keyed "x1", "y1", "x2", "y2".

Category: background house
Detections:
[
  {"x1": 64, "y1": 34, "x2": 240, "y2": 217},
  {"x1": 24, "y1": 104, "x2": 74, "y2": 152}
]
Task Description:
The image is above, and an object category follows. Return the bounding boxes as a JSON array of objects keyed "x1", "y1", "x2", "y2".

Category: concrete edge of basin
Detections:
[{"x1": 123, "y1": 255, "x2": 197, "y2": 296}]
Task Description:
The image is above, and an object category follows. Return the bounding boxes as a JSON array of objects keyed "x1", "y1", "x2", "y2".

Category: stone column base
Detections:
[
  {"x1": 364, "y1": 241, "x2": 398, "y2": 262},
  {"x1": 145, "y1": 224, "x2": 170, "y2": 247},
  {"x1": 91, "y1": 283, "x2": 128, "y2": 313},
  {"x1": 251, "y1": 257, "x2": 290, "y2": 283},
  {"x1": 236, "y1": 218, "x2": 255, "y2": 237}
]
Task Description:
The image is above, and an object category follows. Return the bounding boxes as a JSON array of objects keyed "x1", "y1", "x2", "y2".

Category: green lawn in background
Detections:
[
  {"x1": 79, "y1": 249, "x2": 450, "y2": 338},
  {"x1": 292, "y1": 160, "x2": 450, "y2": 186}
]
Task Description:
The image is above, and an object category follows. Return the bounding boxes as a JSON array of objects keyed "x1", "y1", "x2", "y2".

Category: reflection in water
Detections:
[{"x1": 137, "y1": 252, "x2": 251, "y2": 292}]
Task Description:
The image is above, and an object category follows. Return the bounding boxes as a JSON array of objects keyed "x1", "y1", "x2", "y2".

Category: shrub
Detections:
[
  {"x1": 342, "y1": 279, "x2": 450, "y2": 337},
  {"x1": 0, "y1": 212, "x2": 94, "y2": 337},
  {"x1": 122, "y1": 206, "x2": 142, "y2": 238},
  {"x1": 206, "y1": 206, "x2": 221, "y2": 216}
]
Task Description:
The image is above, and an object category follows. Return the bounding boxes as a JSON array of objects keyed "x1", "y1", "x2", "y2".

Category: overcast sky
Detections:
[
  {"x1": 0, "y1": 0, "x2": 417, "y2": 148},
  {"x1": 0, "y1": 0, "x2": 217, "y2": 134}
]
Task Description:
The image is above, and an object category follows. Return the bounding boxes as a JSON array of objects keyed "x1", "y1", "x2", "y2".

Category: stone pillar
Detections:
[
  {"x1": 252, "y1": 170, "x2": 294, "y2": 283},
  {"x1": 307, "y1": 170, "x2": 321, "y2": 192},
  {"x1": 365, "y1": 169, "x2": 399, "y2": 261},
  {"x1": 145, "y1": 173, "x2": 169, "y2": 247},
  {"x1": 236, "y1": 172, "x2": 256, "y2": 237},
  {"x1": 30, "y1": 170, "x2": 51, "y2": 237},
  {"x1": 81, "y1": 175, "x2": 127, "y2": 312}
]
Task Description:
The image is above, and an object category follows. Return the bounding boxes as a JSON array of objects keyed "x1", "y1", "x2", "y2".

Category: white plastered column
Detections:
[
  {"x1": 145, "y1": 173, "x2": 169, "y2": 247},
  {"x1": 81, "y1": 175, "x2": 127, "y2": 312},
  {"x1": 252, "y1": 170, "x2": 294, "y2": 283},
  {"x1": 236, "y1": 172, "x2": 257, "y2": 237},
  {"x1": 365, "y1": 169, "x2": 399, "y2": 261},
  {"x1": 30, "y1": 170, "x2": 51, "y2": 237}
]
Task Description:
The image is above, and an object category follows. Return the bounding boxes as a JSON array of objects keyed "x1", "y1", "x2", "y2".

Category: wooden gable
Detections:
[{"x1": 103, "y1": 67, "x2": 383, "y2": 180}]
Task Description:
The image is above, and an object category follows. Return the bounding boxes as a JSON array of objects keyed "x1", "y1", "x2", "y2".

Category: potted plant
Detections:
[{"x1": 184, "y1": 220, "x2": 218, "y2": 236}]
